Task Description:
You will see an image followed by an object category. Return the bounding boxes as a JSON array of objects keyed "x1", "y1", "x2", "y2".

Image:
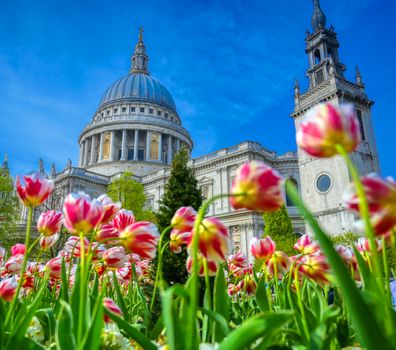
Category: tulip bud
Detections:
[
  {"x1": 63, "y1": 192, "x2": 104, "y2": 235},
  {"x1": 37, "y1": 210, "x2": 62, "y2": 236},
  {"x1": 15, "y1": 172, "x2": 54, "y2": 207},
  {"x1": 230, "y1": 161, "x2": 284, "y2": 212},
  {"x1": 250, "y1": 236, "x2": 276, "y2": 263},
  {"x1": 188, "y1": 218, "x2": 231, "y2": 263},
  {"x1": 39, "y1": 233, "x2": 60, "y2": 250},
  {"x1": 120, "y1": 222, "x2": 159, "y2": 260},
  {"x1": 296, "y1": 103, "x2": 360, "y2": 157},
  {"x1": 5, "y1": 254, "x2": 24, "y2": 274},
  {"x1": 171, "y1": 207, "x2": 196, "y2": 231},
  {"x1": 112, "y1": 209, "x2": 135, "y2": 232},
  {"x1": 11, "y1": 243, "x2": 26, "y2": 256},
  {"x1": 103, "y1": 297, "x2": 123, "y2": 323},
  {"x1": 0, "y1": 277, "x2": 17, "y2": 301},
  {"x1": 103, "y1": 246, "x2": 128, "y2": 269},
  {"x1": 97, "y1": 194, "x2": 121, "y2": 224}
]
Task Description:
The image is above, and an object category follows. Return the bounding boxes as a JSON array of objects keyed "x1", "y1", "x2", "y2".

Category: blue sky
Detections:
[{"x1": 0, "y1": 0, "x2": 395, "y2": 176}]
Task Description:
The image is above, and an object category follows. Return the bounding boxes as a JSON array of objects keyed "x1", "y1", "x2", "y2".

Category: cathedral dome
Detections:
[{"x1": 99, "y1": 73, "x2": 177, "y2": 112}]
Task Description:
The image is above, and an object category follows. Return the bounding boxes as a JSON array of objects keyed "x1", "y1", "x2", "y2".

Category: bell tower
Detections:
[{"x1": 291, "y1": 0, "x2": 380, "y2": 235}]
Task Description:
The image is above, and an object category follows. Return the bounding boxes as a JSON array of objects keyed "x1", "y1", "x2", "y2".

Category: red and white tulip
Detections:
[{"x1": 15, "y1": 172, "x2": 54, "y2": 207}]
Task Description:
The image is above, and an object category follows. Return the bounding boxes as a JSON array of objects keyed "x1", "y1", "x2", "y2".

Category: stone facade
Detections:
[{"x1": 18, "y1": 1, "x2": 380, "y2": 255}]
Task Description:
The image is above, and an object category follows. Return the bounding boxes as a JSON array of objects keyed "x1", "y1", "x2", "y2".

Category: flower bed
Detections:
[{"x1": 0, "y1": 103, "x2": 395, "y2": 349}]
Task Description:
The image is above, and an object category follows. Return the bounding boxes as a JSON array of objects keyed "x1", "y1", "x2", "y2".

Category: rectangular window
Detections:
[
  {"x1": 140, "y1": 107, "x2": 145, "y2": 113},
  {"x1": 128, "y1": 149, "x2": 134, "y2": 160},
  {"x1": 122, "y1": 107, "x2": 126, "y2": 113},
  {"x1": 131, "y1": 107, "x2": 136, "y2": 112},
  {"x1": 149, "y1": 108, "x2": 154, "y2": 114},
  {"x1": 355, "y1": 109, "x2": 366, "y2": 141},
  {"x1": 316, "y1": 69, "x2": 324, "y2": 84},
  {"x1": 107, "y1": 110, "x2": 110, "y2": 115},
  {"x1": 114, "y1": 108, "x2": 118, "y2": 114},
  {"x1": 138, "y1": 149, "x2": 145, "y2": 161},
  {"x1": 157, "y1": 110, "x2": 161, "y2": 116},
  {"x1": 165, "y1": 113, "x2": 168, "y2": 118}
]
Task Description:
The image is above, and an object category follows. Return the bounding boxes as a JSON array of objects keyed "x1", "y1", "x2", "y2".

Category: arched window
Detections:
[
  {"x1": 286, "y1": 178, "x2": 298, "y2": 207},
  {"x1": 314, "y1": 49, "x2": 321, "y2": 64}
]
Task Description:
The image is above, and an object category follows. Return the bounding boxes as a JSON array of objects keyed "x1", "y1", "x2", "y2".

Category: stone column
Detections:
[
  {"x1": 110, "y1": 131, "x2": 115, "y2": 161},
  {"x1": 98, "y1": 133, "x2": 103, "y2": 162},
  {"x1": 146, "y1": 131, "x2": 151, "y2": 161},
  {"x1": 158, "y1": 133, "x2": 163, "y2": 162},
  {"x1": 168, "y1": 135, "x2": 173, "y2": 163},
  {"x1": 83, "y1": 139, "x2": 89, "y2": 166},
  {"x1": 90, "y1": 135, "x2": 97, "y2": 164},
  {"x1": 79, "y1": 143, "x2": 84, "y2": 167},
  {"x1": 133, "y1": 130, "x2": 139, "y2": 160},
  {"x1": 121, "y1": 129, "x2": 127, "y2": 161},
  {"x1": 176, "y1": 138, "x2": 181, "y2": 151}
]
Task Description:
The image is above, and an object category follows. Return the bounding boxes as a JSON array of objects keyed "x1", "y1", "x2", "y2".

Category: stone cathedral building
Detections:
[{"x1": 17, "y1": 0, "x2": 380, "y2": 257}]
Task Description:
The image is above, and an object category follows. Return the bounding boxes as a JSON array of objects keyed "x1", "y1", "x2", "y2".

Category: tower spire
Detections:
[
  {"x1": 355, "y1": 65, "x2": 364, "y2": 86},
  {"x1": 311, "y1": 0, "x2": 327, "y2": 31},
  {"x1": 130, "y1": 26, "x2": 150, "y2": 75}
]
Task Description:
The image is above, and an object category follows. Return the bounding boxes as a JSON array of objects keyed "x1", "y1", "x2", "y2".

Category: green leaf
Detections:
[
  {"x1": 104, "y1": 309, "x2": 157, "y2": 350},
  {"x1": 82, "y1": 294, "x2": 104, "y2": 350},
  {"x1": 60, "y1": 257, "x2": 69, "y2": 302},
  {"x1": 199, "y1": 307, "x2": 230, "y2": 338},
  {"x1": 161, "y1": 285, "x2": 190, "y2": 350},
  {"x1": 218, "y1": 311, "x2": 292, "y2": 350},
  {"x1": 286, "y1": 180, "x2": 393, "y2": 349},
  {"x1": 255, "y1": 277, "x2": 270, "y2": 312},
  {"x1": 56, "y1": 301, "x2": 76, "y2": 350},
  {"x1": 213, "y1": 264, "x2": 230, "y2": 342}
]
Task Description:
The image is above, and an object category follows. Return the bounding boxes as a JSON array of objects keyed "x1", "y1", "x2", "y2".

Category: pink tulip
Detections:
[
  {"x1": 96, "y1": 223, "x2": 119, "y2": 244},
  {"x1": 45, "y1": 257, "x2": 63, "y2": 279},
  {"x1": 237, "y1": 276, "x2": 257, "y2": 295},
  {"x1": 296, "y1": 103, "x2": 360, "y2": 157},
  {"x1": 266, "y1": 251, "x2": 291, "y2": 278},
  {"x1": 293, "y1": 234, "x2": 320, "y2": 255},
  {"x1": 230, "y1": 161, "x2": 283, "y2": 212},
  {"x1": 186, "y1": 255, "x2": 217, "y2": 277},
  {"x1": 63, "y1": 192, "x2": 104, "y2": 234},
  {"x1": 227, "y1": 283, "x2": 241, "y2": 296},
  {"x1": 297, "y1": 253, "x2": 331, "y2": 285},
  {"x1": 103, "y1": 297, "x2": 123, "y2": 322},
  {"x1": 15, "y1": 172, "x2": 54, "y2": 207},
  {"x1": 0, "y1": 277, "x2": 17, "y2": 301},
  {"x1": 189, "y1": 218, "x2": 231, "y2": 263},
  {"x1": 344, "y1": 173, "x2": 396, "y2": 236},
  {"x1": 103, "y1": 246, "x2": 128, "y2": 269},
  {"x1": 5, "y1": 254, "x2": 24, "y2": 274},
  {"x1": 169, "y1": 229, "x2": 191, "y2": 254},
  {"x1": 112, "y1": 209, "x2": 136, "y2": 232},
  {"x1": 228, "y1": 251, "x2": 249, "y2": 278},
  {"x1": 37, "y1": 210, "x2": 62, "y2": 236},
  {"x1": 97, "y1": 194, "x2": 121, "y2": 224},
  {"x1": 171, "y1": 207, "x2": 197, "y2": 231},
  {"x1": 64, "y1": 236, "x2": 90, "y2": 257},
  {"x1": 11, "y1": 243, "x2": 26, "y2": 256},
  {"x1": 40, "y1": 233, "x2": 60, "y2": 250},
  {"x1": 250, "y1": 236, "x2": 276, "y2": 263},
  {"x1": 120, "y1": 222, "x2": 159, "y2": 260}
]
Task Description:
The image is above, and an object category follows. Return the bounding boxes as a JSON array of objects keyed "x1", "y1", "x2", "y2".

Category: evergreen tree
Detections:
[
  {"x1": 0, "y1": 166, "x2": 20, "y2": 238},
  {"x1": 263, "y1": 205, "x2": 299, "y2": 255},
  {"x1": 155, "y1": 147, "x2": 203, "y2": 284},
  {"x1": 107, "y1": 171, "x2": 156, "y2": 222}
]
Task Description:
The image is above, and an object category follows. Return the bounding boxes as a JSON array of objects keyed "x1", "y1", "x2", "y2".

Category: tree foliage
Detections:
[
  {"x1": 155, "y1": 147, "x2": 203, "y2": 285},
  {"x1": 263, "y1": 205, "x2": 299, "y2": 255},
  {"x1": 156, "y1": 147, "x2": 203, "y2": 232},
  {"x1": 107, "y1": 171, "x2": 156, "y2": 222},
  {"x1": 0, "y1": 167, "x2": 20, "y2": 238}
]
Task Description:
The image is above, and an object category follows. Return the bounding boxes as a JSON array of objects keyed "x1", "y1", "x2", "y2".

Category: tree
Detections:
[
  {"x1": 155, "y1": 147, "x2": 203, "y2": 284},
  {"x1": 107, "y1": 172, "x2": 156, "y2": 222},
  {"x1": 263, "y1": 205, "x2": 299, "y2": 255},
  {"x1": 0, "y1": 167, "x2": 20, "y2": 239}
]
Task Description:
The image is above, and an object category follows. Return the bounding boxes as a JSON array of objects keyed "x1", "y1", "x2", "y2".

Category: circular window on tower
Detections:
[{"x1": 316, "y1": 173, "x2": 332, "y2": 194}]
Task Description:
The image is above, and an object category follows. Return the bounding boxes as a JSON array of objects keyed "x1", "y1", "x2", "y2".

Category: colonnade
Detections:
[{"x1": 79, "y1": 129, "x2": 183, "y2": 167}]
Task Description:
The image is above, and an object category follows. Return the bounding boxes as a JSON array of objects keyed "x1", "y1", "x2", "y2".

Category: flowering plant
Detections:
[{"x1": 1, "y1": 103, "x2": 395, "y2": 349}]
